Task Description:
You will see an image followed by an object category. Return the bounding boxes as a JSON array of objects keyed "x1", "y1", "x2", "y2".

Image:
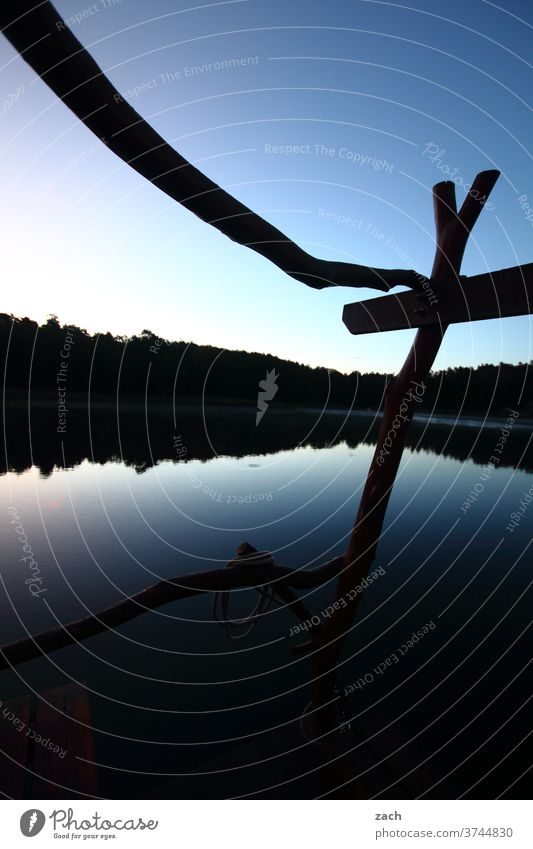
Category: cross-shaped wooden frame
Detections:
[{"x1": 344, "y1": 262, "x2": 533, "y2": 335}]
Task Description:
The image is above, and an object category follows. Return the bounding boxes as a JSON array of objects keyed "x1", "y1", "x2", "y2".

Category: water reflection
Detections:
[
  {"x1": 0, "y1": 402, "x2": 532, "y2": 799},
  {"x1": 2, "y1": 401, "x2": 531, "y2": 477}
]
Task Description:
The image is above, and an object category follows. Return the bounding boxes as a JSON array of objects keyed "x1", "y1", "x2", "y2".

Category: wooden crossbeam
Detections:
[
  {"x1": 0, "y1": 554, "x2": 344, "y2": 670},
  {"x1": 343, "y1": 263, "x2": 533, "y2": 335}
]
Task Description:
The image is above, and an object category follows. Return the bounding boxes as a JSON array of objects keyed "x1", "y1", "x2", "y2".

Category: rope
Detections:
[
  {"x1": 212, "y1": 547, "x2": 282, "y2": 640},
  {"x1": 212, "y1": 586, "x2": 279, "y2": 640}
]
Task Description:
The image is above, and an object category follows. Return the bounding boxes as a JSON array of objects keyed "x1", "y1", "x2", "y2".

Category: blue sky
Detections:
[{"x1": 1, "y1": 0, "x2": 532, "y2": 373}]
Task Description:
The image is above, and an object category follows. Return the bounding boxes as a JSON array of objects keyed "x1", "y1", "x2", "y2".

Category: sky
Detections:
[{"x1": 0, "y1": 0, "x2": 532, "y2": 374}]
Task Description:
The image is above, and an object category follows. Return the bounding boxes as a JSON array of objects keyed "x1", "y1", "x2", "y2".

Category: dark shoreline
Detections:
[{"x1": 3, "y1": 391, "x2": 531, "y2": 427}]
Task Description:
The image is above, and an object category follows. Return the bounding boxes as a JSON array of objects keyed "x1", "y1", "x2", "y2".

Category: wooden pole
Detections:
[
  {"x1": 309, "y1": 170, "x2": 500, "y2": 738},
  {"x1": 0, "y1": 553, "x2": 344, "y2": 670}
]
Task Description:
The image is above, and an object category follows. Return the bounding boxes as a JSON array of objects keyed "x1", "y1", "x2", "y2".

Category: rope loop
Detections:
[{"x1": 213, "y1": 542, "x2": 279, "y2": 640}]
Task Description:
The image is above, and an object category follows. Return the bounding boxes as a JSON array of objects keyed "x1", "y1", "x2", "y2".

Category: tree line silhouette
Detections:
[{"x1": 1, "y1": 313, "x2": 531, "y2": 416}]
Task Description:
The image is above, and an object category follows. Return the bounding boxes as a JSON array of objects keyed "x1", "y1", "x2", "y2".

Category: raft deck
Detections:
[
  {"x1": 0, "y1": 685, "x2": 454, "y2": 799},
  {"x1": 0, "y1": 683, "x2": 98, "y2": 798}
]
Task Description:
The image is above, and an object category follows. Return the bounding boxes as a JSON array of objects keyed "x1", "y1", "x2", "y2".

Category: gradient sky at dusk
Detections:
[{"x1": 1, "y1": 0, "x2": 532, "y2": 373}]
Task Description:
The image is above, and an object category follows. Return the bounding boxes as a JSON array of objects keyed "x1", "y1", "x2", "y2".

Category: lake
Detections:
[{"x1": 1, "y1": 402, "x2": 532, "y2": 798}]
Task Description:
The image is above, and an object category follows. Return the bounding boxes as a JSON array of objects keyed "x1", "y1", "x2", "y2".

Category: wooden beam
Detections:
[
  {"x1": 0, "y1": 0, "x2": 423, "y2": 294},
  {"x1": 0, "y1": 554, "x2": 344, "y2": 670},
  {"x1": 343, "y1": 263, "x2": 533, "y2": 335},
  {"x1": 29, "y1": 684, "x2": 98, "y2": 799},
  {"x1": 0, "y1": 694, "x2": 31, "y2": 798}
]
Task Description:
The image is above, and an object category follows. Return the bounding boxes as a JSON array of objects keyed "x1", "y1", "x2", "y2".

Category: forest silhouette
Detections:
[
  {"x1": 1, "y1": 313, "x2": 531, "y2": 415},
  {"x1": 2, "y1": 313, "x2": 531, "y2": 478}
]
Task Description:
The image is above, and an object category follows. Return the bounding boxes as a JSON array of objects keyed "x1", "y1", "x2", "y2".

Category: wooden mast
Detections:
[{"x1": 309, "y1": 171, "x2": 501, "y2": 737}]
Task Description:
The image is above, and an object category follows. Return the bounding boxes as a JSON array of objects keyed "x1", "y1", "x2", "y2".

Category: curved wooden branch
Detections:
[
  {"x1": 0, "y1": 555, "x2": 344, "y2": 670},
  {"x1": 1, "y1": 0, "x2": 423, "y2": 293}
]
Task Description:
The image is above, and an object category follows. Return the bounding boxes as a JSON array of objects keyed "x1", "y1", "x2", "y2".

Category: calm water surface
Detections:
[{"x1": 1, "y1": 405, "x2": 532, "y2": 797}]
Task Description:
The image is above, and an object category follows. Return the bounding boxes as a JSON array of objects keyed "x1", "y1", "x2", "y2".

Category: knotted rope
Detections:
[{"x1": 212, "y1": 543, "x2": 282, "y2": 640}]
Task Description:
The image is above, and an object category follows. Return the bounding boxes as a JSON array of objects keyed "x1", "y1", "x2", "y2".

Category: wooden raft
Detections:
[
  {"x1": 145, "y1": 712, "x2": 455, "y2": 800},
  {"x1": 0, "y1": 683, "x2": 98, "y2": 798}
]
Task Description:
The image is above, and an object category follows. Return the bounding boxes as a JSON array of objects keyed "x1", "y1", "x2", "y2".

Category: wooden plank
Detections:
[
  {"x1": 357, "y1": 712, "x2": 456, "y2": 799},
  {"x1": 0, "y1": 695, "x2": 31, "y2": 797},
  {"x1": 343, "y1": 263, "x2": 533, "y2": 335},
  {"x1": 145, "y1": 727, "x2": 321, "y2": 800},
  {"x1": 30, "y1": 684, "x2": 98, "y2": 798},
  {"x1": 145, "y1": 723, "x2": 409, "y2": 799}
]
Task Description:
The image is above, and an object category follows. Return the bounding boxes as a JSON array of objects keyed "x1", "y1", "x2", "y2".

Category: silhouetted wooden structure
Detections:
[
  {"x1": 144, "y1": 711, "x2": 456, "y2": 799},
  {"x1": 344, "y1": 263, "x2": 533, "y2": 335},
  {"x1": 0, "y1": 684, "x2": 98, "y2": 798},
  {"x1": 2, "y1": 0, "x2": 533, "y2": 799}
]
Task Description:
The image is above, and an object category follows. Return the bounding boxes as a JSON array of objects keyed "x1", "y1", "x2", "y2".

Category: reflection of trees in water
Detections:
[
  {"x1": 399, "y1": 419, "x2": 532, "y2": 472},
  {"x1": 1, "y1": 402, "x2": 531, "y2": 477}
]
